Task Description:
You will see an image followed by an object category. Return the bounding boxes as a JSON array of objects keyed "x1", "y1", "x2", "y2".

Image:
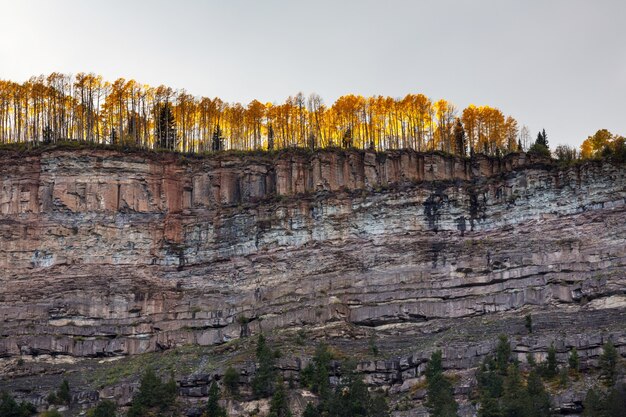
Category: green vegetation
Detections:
[
  {"x1": 300, "y1": 343, "x2": 332, "y2": 398},
  {"x1": 89, "y1": 344, "x2": 211, "y2": 388},
  {"x1": 127, "y1": 369, "x2": 178, "y2": 417},
  {"x1": 269, "y1": 379, "x2": 292, "y2": 417},
  {"x1": 477, "y1": 337, "x2": 552, "y2": 417},
  {"x1": 87, "y1": 400, "x2": 117, "y2": 417},
  {"x1": 299, "y1": 343, "x2": 389, "y2": 417},
  {"x1": 203, "y1": 382, "x2": 227, "y2": 417},
  {"x1": 425, "y1": 350, "x2": 458, "y2": 417},
  {"x1": 223, "y1": 366, "x2": 240, "y2": 397},
  {"x1": 544, "y1": 343, "x2": 558, "y2": 378},
  {"x1": 252, "y1": 334, "x2": 279, "y2": 398},
  {"x1": 599, "y1": 341, "x2": 619, "y2": 386},
  {"x1": 525, "y1": 314, "x2": 532, "y2": 333},
  {"x1": 0, "y1": 392, "x2": 36, "y2": 417},
  {"x1": 47, "y1": 379, "x2": 71, "y2": 406},
  {"x1": 582, "y1": 384, "x2": 626, "y2": 417}
]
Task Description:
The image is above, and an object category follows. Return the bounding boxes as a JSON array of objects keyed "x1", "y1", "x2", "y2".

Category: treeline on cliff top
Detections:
[{"x1": 0, "y1": 74, "x2": 623, "y2": 162}]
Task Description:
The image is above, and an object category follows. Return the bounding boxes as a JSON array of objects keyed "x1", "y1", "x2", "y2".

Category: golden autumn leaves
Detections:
[{"x1": 0, "y1": 72, "x2": 525, "y2": 155}]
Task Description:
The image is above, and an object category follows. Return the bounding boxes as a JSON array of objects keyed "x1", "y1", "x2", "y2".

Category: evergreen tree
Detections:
[
  {"x1": 310, "y1": 343, "x2": 332, "y2": 398},
  {"x1": 127, "y1": 369, "x2": 177, "y2": 417},
  {"x1": 204, "y1": 382, "x2": 227, "y2": 417},
  {"x1": 425, "y1": 350, "x2": 459, "y2": 417},
  {"x1": 502, "y1": 364, "x2": 531, "y2": 417},
  {"x1": 328, "y1": 362, "x2": 370, "y2": 417},
  {"x1": 89, "y1": 400, "x2": 116, "y2": 417},
  {"x1": 211, "y1": 125, "x2": 223, "y2": 151},
  {"x1": 535, "y1": 130, "x2": 548, "y2": 148},
  {"x1": 252, "y1": 334, "x2": 277, "y2": 398},
  {"x1": 496, "y1": 335, "x2": 511, "y2": 373},
  {"x1": 369, "y1": 395, "x2": 390, "y2": 417},
  {"x1": 545, "y1": 343, "x2": 558, "y2": 379},
  {"x1": 525, "y1": 315, "x2": 532, "y2": 334},
  {"x1": 57, "y1": 380, "x2": 71, "y2": 406},
  {"x1": 528, "y1": 129, "x2": 550, "y2": 157},
  {"x1": 268, "y1": 379, "x2": 292, "y2": 417},
  {"x1": 605, "y1": 383, "x2": 626, "y2": 417},
  {"x1": 156, "y1": 102, "x2": 177, "y2": 150},
  {"x1": 223, "y1": 366, "x2": 240, "y2": 397},
  {"x1": 526, "y1": 369, "x2": 551, "y2": 417},
  {"x1": 517, "y1": 139, "x2": 523, "y2": 152},
  {"x1": 0, "y1": 392, "x2": 36, "y2": 417},
  {"x1": 302, "y1": 402, "x2": 320, "y2": 417},
  {"x1": 599, "y1": 341, "x2": 618, "y2": 386},
  {"x1": 477, "y1": 356, "x2": 504, "y2": 417},
  {"x1": 582, "y1": 388, "x2": 606, "y2": 417}
]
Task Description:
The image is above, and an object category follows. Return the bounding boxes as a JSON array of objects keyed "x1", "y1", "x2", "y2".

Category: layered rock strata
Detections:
[{"x1": 0, "y1": 148, "x2": 624, "y2": 361}]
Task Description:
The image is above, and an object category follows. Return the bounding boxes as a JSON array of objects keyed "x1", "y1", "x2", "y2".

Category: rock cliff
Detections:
[{"x1": 0, "y1": 148, "x2": 624, "y2": 414}]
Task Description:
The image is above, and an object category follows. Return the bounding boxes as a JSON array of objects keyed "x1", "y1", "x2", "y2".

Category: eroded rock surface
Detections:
[{"x1": 0, "y1": 149, "x2": 624, "y2": 361}]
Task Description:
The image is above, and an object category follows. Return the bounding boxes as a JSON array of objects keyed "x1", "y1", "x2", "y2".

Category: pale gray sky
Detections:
[{"x1": 1, "y1": 0, "x2": 625, "y2": 147}]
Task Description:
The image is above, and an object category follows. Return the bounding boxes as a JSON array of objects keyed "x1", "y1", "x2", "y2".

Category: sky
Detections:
[{"x1": 1, "y1": 0, "x2": 625, "y2": 148}]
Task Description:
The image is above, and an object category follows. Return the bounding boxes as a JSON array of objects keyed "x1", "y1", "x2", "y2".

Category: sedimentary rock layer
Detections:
[{"x1": 0, "y1": 149, "x2": 624, "y2": 359}]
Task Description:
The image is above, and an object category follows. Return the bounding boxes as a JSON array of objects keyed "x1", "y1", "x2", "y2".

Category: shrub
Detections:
[
  {"x1": 223, "y1": 366, "x2": 240, "y2": 397},
  {"x1": 88, "y1": 400, "x2": 116, "y2": 417}
]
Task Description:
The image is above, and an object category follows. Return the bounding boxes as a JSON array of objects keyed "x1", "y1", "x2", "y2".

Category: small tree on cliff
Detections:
[
  {"x1": 425, "y1": 350, "x2": 459, "y2": 417},
  {"x1": 211, "y1": 125, "x2": 224, "y2": 151},
  {"x1": 529, "y1": 129, "x2": 550, "y2": 157},
  {"x1": 204, "y1": 382, "x2": 227, "y2": 417},
  {"x1": 252, "y1": 335, "x2": 278, "y2": 398},
  {"x1": 156, "y1": 102, "x2": 177, "y2": 150},
  {"x1": 268, "y1": 378, "x2": 292, "y2": 417},
  {"x1": 600, "y1": 341, "x2": 618, "y2": 386}
]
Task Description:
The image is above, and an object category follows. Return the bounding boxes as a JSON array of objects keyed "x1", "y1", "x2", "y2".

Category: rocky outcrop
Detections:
[{"x1": 0, "y1": 148, "x2": 624, "y2": 361}]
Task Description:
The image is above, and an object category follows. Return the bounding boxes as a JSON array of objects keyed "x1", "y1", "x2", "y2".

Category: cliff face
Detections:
[{"x1": 0, "y1": 148, "x2": 624, "y2": 364}]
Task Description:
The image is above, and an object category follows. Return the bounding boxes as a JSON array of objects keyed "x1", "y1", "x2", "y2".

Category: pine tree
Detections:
[
  {"x1": 57, "y1": 380, "x2": 71, "y2": 406},
  {"x1": 496, "y1": 335, "x2": 511, "y2": 373},
  {"x1": 204, "y1": 382, "x2": 227, "y2": 417},
  {"x1": 425, "y1": 350, "x2": 459, "y2": 417},
  {"x1": 582, "y1": 388, "x2": 606, "y2": 417},
  {"x1": 527, "y1": 369, "x2": 551, "y2": 416},
  {"x1": 599, "y1": 341, "x2": 618, "y2": 386},
  {"x1": 302, "y1": 402, "x2": 320, "y2": 417},
  {"x1": 268, "y1": 379, "x2": 292, "y2": 417},
  {"x1": 502, "y1": 364, "x2": 531, "y2": 417},
  {"x1": 0, "y1": 392, "x2": 36, "y2": 417},
  {"x1": 525, "y1": 315, "x2": 532, "y2": 333},
  {"x1": 90, "y1": 400, "x2": 116, "y2": 417},
  {"x1": 545, "y1": 343, "x2": 558, "y2": 378},
  {"x1": 127, "y1": 369, "x2": 178, "y2": 417},
  {"x1": 252, "y1": 334, "x2": 277, "y2": 398},
  {"x1": 223, "y1": 366, "x2": 240, "y2": 397},
  {"x1": 156, "y1": 102, "x2": 177, "y2": 150},
  {"x1": 211, "y1": 125, "x2": 223, "y2": 151}
]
